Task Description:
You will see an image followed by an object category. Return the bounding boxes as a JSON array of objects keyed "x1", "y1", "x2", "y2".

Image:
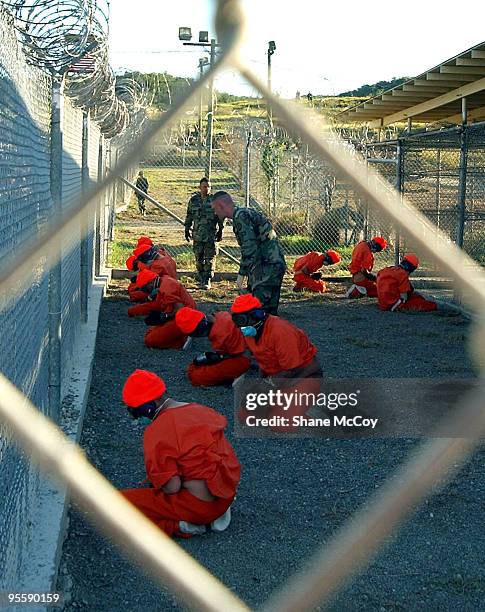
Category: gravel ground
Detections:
[{"x1": 57, "y1": 277, "x2": 484, "y2": 611}]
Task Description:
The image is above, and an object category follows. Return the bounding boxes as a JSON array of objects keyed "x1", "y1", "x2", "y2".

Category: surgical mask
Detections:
[{"x1": 241, "y1": 326, "x2": 257, "y2": 337}]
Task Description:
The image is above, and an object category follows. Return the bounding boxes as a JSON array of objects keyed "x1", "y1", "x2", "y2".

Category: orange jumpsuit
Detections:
[
  {"x1": 128, "y1": 277, "x2": 196, "y2": 348},
  {"x1": 239, "y1": 316, "x2": 321, "y2": 429},
  {"x1": 122, "y1": 404, "x2": 240, "y2": 537},
  {"x1": 128, "y1": 283, "x2": 149, "y2": 303},
  {"x1": 139, "y1": 254, "x2": 177, "y2": 280},
  {"x1": 187, "y1": 312, "x2": 251, "y2": 387},
  {"x1": 377, "y1": 266, "x2": 437, "y2": 312},
  {"x1": 348, "y1": 241, "x2": 377, "y2": 297},
  {"x1": 293, "y1": 252, "x2": 326, "y2": 293}
]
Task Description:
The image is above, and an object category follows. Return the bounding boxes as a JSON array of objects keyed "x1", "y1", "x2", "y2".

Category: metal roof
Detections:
[{"x1": 340, "y1": 41, "x2": 485, "y2": 126}]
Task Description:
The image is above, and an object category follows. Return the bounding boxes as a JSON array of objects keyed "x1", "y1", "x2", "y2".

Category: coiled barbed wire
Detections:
[{"x1": 0, "y1": 0, "x2": 149, "y2": 138}]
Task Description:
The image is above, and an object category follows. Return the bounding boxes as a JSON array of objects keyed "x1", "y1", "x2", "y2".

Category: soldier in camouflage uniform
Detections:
[
  {"x1": 184, "y1": 178, "x2": 224, "y2": 290},
  {"x1": 211, "y1": 191, "x2": 286, "y2": 314}
]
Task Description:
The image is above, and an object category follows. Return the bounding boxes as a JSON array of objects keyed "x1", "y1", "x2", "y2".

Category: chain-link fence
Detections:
[
  {"x1": 2, "y1": 0, "x2": 485, "y2": 610},
  {"x1": 0, "y1": 7, "x2": 123, "y2": 589},
  {"x1": 365, "y1": 123, "x2": 485, "y2": 269},
  {"x1": 116, "y1": 104, "x2": 485, "y2": 278}
]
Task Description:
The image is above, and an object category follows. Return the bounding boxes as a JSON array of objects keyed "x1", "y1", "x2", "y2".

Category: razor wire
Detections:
[{"x1": 0, "y1": 0, "x2": 485, "y2": 611}]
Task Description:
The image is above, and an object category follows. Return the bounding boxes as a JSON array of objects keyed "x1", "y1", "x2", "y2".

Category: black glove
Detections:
[
  {"x1": 144, "y1": 311, "x2": 168, "y2": 326},
  {"x1": 215, "y1": 228, "x2": 223, "y2": 242},
  {"x1": 185, "y1": 228, "x2": 191, "y2": 242},
  {"x1": 310, "y1": 272, "x2": 322, "y2": 280},
  {"x1": 193, "y1": 351, "x2": 225, "y2": 366},
  {"x1": 130, "y1": 276, "x2": 138, "y2": 284}
]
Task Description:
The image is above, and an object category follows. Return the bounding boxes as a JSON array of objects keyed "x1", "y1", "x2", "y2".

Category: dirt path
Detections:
[{"x1": 57, "y1": 280, "x2": 484, "y2": 611}]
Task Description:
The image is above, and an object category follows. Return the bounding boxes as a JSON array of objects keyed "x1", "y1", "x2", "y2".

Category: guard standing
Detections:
[{"x1": 184, "y1": 177, "x2": 223, "y2": 290}]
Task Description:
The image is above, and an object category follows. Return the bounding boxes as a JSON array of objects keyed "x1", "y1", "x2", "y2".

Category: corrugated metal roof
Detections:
[{"x1": 340, "y1": 41, "x2": 485, "y2": 126}]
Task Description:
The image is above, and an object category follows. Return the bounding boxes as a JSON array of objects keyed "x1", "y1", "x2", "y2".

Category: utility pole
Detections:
[
  {"x1": 178, "y1": 28, "x2": 221, "y2": 179},
  {"x1": 267, "y1": 40, "x2": 276, "y2": 128},
  {"x1": 205, "y1": 38, "x2": 216, "y2": 179},
  {"x1": 197, "y1": 57, "x2": 208, "y2": 159}
]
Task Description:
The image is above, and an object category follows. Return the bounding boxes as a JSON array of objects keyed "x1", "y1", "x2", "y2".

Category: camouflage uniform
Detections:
[
  {"x1": 184, "y1": 193, "x2": 223, "y2": 283},
  {"x1": 232, "y1": 206, "x2": 286, "y2": 314}
]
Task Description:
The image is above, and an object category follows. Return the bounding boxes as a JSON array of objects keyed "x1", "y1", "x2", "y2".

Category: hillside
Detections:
[{"x1": 338, "y1": 77, "x2": 409, "y2": 97}]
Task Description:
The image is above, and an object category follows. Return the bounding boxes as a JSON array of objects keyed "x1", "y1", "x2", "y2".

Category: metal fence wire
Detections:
[{"x1": 1, "y1": 0, "x2": 485, "y2": 610}]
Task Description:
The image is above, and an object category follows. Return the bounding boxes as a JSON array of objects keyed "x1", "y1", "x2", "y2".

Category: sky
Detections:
[{"x1": 109, "y1": 0, "x2": 485, "y2": 98}]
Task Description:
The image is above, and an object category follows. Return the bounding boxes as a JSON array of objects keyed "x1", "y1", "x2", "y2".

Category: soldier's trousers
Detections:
[
  {"x1": 249, "y1": 269, "x2": 285, "y2": 315},
  {"x1": 193, "y1": 241, "x2": 217, "y2": 281}
]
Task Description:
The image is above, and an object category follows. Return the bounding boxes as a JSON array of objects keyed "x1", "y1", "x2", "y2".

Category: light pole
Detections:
[
  {"x1": 197, "y1": 57, "x2": 209, "y2": 159},
  {"x1": 178, "y1": 27, "x2": 220, "y2": 179},
  {"x1": 267, "y1": 40, "x2": 276, "y2": 128}
]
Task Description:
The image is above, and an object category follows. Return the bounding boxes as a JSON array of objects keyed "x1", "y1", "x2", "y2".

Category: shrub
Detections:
[{"x1": 273, "y1": 212, "x2": 307, "y2": 236}]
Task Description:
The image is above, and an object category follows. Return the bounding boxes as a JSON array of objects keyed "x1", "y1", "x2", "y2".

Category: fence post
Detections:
[
  {"x1": 395, "y1": 139, "x2": 403, "y2": 265},
  {"x1": 80, "y1": 111, "x2": 89, "y2": 323},
  {"x1": 48, "y1": 79, "x2": 63, "y2": 420},
  {"x1": 456, "y1": 117, "x2": 468, "y2": 248},
  {"x1": 95, "y1": 136, "x2": 104, "y2": 277},
  {"x1": 244, "y1": 129, "x2": 252, "y2": 207}
]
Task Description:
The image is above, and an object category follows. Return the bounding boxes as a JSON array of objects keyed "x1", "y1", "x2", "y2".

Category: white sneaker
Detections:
[
  {"x1": 179, "y1": 521, "x2": 207, "y2": 536},
  {"x1": 210, "y1": 507, "x2": 231, "y2": 532}
]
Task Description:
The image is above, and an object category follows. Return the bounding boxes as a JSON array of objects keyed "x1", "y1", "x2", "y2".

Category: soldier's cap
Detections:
[{"x1": 231, "y1": 294, "x2": 263, "y2": 314}]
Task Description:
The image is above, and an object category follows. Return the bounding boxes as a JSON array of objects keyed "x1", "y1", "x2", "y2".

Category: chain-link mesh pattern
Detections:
[
  {"x1": 0, "y1": 10, "x2": 118, "y2": 589},
  {"x1": 0, "y1": 7, "x2": 52, "y2": 589}
]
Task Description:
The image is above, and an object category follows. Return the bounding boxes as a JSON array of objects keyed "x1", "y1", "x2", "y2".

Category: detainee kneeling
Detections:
[
  {"x1": 121, "y1": 369, "x2": 241, "y2": 537},
  {"x1": 175, "y1": 307, "x2": 251, "y2": 387}
]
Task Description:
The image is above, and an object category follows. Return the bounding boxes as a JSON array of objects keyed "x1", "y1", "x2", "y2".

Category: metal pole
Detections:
[
  {"x1": 456, "y1": 97, "x2": 468, "y2": 248},
  {"x1": 95, "y1": 136, "x2": 104, "y2": 277},
  {"x1": 244, "y1": 129, "x2": 252, "y2": 207},
  {"x1": 48, "y1": 80, "x2": 63, "y2": 420},
  {"x1": 198, "y1": 59, "x2": 204, "y2": 160},
  {"x1": 80, "y1": 111, "x2": 89, "y2": 323},
  {"x1": 204, "y1": 39, "x2": 216, "y2": 179},
  {"x1": 395, "y1": 139, "x2": 403, "y2": 265}
]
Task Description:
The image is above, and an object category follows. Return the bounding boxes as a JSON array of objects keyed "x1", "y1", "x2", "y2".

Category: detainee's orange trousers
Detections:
[
  {"x1": 348, "y1": 278, "x2": 377, "y2": 298},
  {"x1": 293, "y1": 272, "x2": 326, "y2": 293},
  {"x1": 144, "y1": 320, "x2": 187, "y2": 349},
  {"x1": 187, "y1": 355, "x2": 251, "y2": 387},
  {"x1": 122, "y1": 488, "x2": 232, "y2": 537},
  {"x1": 397, "y1": 293, "x2": 437, "y2": 312}
]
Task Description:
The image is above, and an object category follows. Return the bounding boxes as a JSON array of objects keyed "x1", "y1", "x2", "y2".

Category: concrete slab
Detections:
[{"x1": 15, "y1": 275, "x2": 109, "y2": 611}]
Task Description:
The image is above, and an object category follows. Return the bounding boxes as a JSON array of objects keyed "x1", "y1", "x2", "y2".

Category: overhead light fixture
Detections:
[
  {"x1": 178, "y1": 27, "x2": 192, "y2": 41},
  {"x1": 199, "y1": 31, "x2": 209, "y2": 43}
]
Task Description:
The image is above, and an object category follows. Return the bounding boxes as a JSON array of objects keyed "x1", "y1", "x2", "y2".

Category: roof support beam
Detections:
[
  {"x1": 440, "y1": 65, "x2": 485, "y2": 75},
  {"x1": 442, "y1": 105, "x2": 485, "y2": 123},
  {"x1": 471, "y1": 50, "x2": 485, "y2": 59},
  {"x1": 427, "y1": 72, "x2": 476, "y2": 82},
  {"x1": 456, "y1": 58, "x2": 485, "y2": 66},
  {"x1": 367, "y1": 76, "x2": 485, "y2": 126}
]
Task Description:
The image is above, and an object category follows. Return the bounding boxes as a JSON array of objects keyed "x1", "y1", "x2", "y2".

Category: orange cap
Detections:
[
  {"x1": 231, "y1": 294, "x2": 263, "y2": 313},
  {"x1": 122, "y1": 369, "x2": 166, "y2": 408},
  {"x1": 403, "y1": 253, "x2": 419, "y2": 268},
  {"x1": 135, "y1": 269, "x2": 158, "y2": 288},
  {"x1": 175, "y1": 307, "x2": 205, "y2": 334},
  {"x1": 372, "y1": 236, "x2": 388, "y2": 250},
  {"x1": 133, "y1": 243, "x2": 152, "y2": 258},
  {"x1": 326, "y1": 250, "x2": 341, "y2": 264},
  {"x1": 126, "y1": 255, "x2": 136, "y2": 271},
  {"x1": 137, "y1": 236, "x2": 153, "y2": 247}
]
